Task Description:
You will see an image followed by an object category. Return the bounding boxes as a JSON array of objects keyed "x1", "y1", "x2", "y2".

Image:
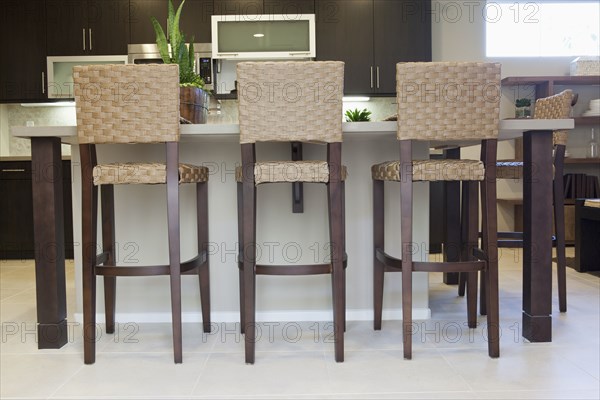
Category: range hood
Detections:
[{"x1": 211, "y1": 14, "x2": 315, "y2": 60}]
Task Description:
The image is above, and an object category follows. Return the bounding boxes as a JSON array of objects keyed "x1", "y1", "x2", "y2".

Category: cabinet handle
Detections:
[
  {"x1": 1, "y1": 169, "x2": 26, "y2": 172},
  {"x1": 376, "y1": 66, "x2": 380, "y2": 89},
  {"x1": 370, "y1": 66, "x2": 374, "y2": 89},
  {"x1": 41, "y1": 72, "x2": 45, "y2": 94},
  {"x1": 89, "y1": 29, "x2": 92, "y2": 51},
  {"x1": 82, "y1": 28, "x2": 86, "y2": 51}
]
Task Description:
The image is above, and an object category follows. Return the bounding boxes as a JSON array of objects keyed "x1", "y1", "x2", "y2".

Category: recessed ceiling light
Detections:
[{"x1": 253, "y1": 33, "x2": 265, "y2": 38}]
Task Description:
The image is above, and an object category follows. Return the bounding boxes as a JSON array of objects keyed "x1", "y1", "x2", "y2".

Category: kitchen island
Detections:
[{"x1": 11, "y1": 119, "x2": 573, "y2": 348}]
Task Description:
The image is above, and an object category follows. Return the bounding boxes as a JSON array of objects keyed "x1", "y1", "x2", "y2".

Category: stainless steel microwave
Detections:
[
  {"x1": 127, "y1": 43, "x2": 213, "y2": 91},
  {"x1": 47, "y1": 55, "x2": 129, "y2": 99}
]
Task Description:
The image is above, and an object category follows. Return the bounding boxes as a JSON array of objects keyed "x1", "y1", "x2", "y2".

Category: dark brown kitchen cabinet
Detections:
[
  {"x1": 316, "y1": 0, "x2": 431, "y2": 95},
  {"x1": 214, "y1": 0, "x2": 264, "y2": 15},
  {"x1": 0, "y1": 0, "x2": 47, "y2": 102},
  {"x1": 373, "y1": 0, "x2": 431, "y2": 93},
  {"x1": 130, "y1": 0, "x2": 213, "y2": 44},
  {"x1": 316, "y1": 0, "x2": 373, "y2": 95},
  {"x1": 264, "y1": 0, "x2": 314, "y2": 14},
  {"x1": 0, "y1": 160, "x2": 74, "y2": 260},
  {"x1": 46, "y1": 0, "x2": 130, "y2": 55}
]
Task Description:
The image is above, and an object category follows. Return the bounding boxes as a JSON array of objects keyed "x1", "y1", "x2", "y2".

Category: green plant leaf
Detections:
[
  {"x1": 150, "y1": 17, "x2": 170, "y2": 63},
  {"x1": 345, "y1": 108, "x2": 371, "y2": 122}
]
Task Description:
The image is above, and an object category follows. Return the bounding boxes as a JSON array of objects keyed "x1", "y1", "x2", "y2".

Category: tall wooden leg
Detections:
[
  {"x1": 328, "y1": 143, "x2": 345, "y2": 362},
  {"x1": 481, "y1": 140, "x2": 500, "y2": 358},
  {"x1": 458, "y1": 182, "x2": 469, "y2": 297},
  {"x1": 444, "y1": 148, "x2": 461, "y2": 285},
  {"x1": 553, "y1": 145, "x2": 567, "y2": 313},
  {"x1": 101, "y1": 185, "x2": 116, "y2": 334},
  {"x1": 464, "y1": 181, "x2": 479, "y2": 329},
  {"x1": 166, "y1": 143, "x2": 182, "y2": 363},
  {"x1": 523, "y1": 131, "x2": 553, "y2": 342},
  {"x1": 237, "y1": 182, "x2": 245, "y2": 334},
  {"x1": 373, "y1": 179, "x2": 385, "y2": 330},
  {"x1": 197, "y1": 181, "x2": 211, "y2": 333},
  {"x1": 399, "y1": 141, "x2": 413, "y2": 360},
  {"x1": 80, "y1": 144, "x2": 98, "y2": 364},
  {"x1": 242, "y1": 144, "x2": 257, "y2": 364},
  {"x1": 31, "y1": 138, "x2": 68, "y2": 349}
]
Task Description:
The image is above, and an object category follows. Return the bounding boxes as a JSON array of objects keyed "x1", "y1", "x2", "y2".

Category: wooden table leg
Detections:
[
  {"x1": 31, "y1": 137, "x2": 68, "y2": 349},
  {"x1": 522, "y1": 130, "x2": 553, "y2": 342},
  {"x1": 443, "y1": 148, "x2": 460, "y2": 284}
]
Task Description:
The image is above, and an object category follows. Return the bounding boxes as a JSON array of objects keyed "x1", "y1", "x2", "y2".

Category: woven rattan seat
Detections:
[
  {"x1": 372, "y1": 159, "x2": 484, "y2": 182},
  {"x1": 372, "y1": 62, "x2": 501, "y2": 360},
  {"x1": 235, "y1": 161, "x2": 347, "y2": 185},
  {"x1": 93, "y1": 162, "x2": 209, "y2": 185},
  {"x1": 74, "y1": 64, "x2": 211, "y2": 365}
]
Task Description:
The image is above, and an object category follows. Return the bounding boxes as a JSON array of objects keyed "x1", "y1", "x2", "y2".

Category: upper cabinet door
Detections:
[
  {"x1": 214, "y1": 0, "x2": 265, "y2": 15},
  {"x1": 315, "y1": 0, "x2": 374, "y2": 95},
  {"x1": 88, "y1": 0, "x2": 130, "y2": 55},
  {"x1": 129, "y1": 0, "x2": 168, "y2": 44},
  {"x1": 46, "y1": 0, "x2": 88, "y2": 56},
  {"x1": 264, "y1": 0, "x2": 315, "y2": 14},
  {"x1": 373, "y1": 0, "x2": 431, "y2": 94},
  {"x1": 179, "y1": 0, "x2": 214, "y2": 43},
  {"x1": 47, "y1": 0, "x2": 129, "y2": 55},
  {"x1": 0, "y1": 0, "x2": 47, "y2": 102}
]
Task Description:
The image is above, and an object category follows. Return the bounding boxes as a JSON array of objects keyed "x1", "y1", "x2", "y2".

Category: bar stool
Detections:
[
  {"x1": 74, "y1": 64, "x2": 211, "y2": 364},
  {"x1": 372, "y1": 62, "x2": 502, "y2": 359},
  {"x1": 235, "y1": 61, "x2": 346, "y2": 364},
  {"x1": 460, "y1": 89, "x2": 574, "y2": 313}
]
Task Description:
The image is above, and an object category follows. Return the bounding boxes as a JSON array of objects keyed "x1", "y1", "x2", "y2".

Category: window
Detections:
[{"x1": 486, "y1": 1, "x2": 600, "y2": 57}]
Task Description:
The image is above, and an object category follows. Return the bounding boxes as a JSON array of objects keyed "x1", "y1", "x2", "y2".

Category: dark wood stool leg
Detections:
[
  {"x1": 101, "y1": 185, "x2": 116, "y2": 334},
  {"x1": 465, "y1": 181, "x2": 479, "y2": 329},
  {"x1": 553, "y1": 145, "x2": 567, "y2": 312},
  {"x1": 399, "y1": 141, "x2": 413, "y2": 360},
  {"x1": 328, "y1": 143, "x2": 344, "y2": 362},
  {"x1": 373, "y1": 179, "x2": 385, "y2": 330},
  {"x1": 237, "y1": 182, "x2": 245, "y2": 334},
  {"x1": 81, "y1": 144, "x2": 98, "y2": 364},
  {"x1": 481, "y1": 140, "x2": 500, "y2": 358},
  {"x1": 197, "y1": 181, "x2": 211, "y2": 332},
  {"x1": 166, "y1": 143, "x2": 182, "y2": 364},
  {"x1": 458, "y1": 182, "x2": 469, "y2": 297},
  {"x1": 242, "y1": 144, "x2": 257, "y2": 364}
]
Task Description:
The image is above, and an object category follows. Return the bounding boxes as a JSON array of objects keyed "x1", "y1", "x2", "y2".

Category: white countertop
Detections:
[{"x1": 11, "y1": 119, "x2": 574, "y2": 146}]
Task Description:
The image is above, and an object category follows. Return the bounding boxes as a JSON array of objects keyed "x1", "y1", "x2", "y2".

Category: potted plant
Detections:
[
  {"x1": 345, "y1": 108, "x2": 372, "y2": 122},
  {"x1": 515, "y1": 98, "x2": 532, "y2": 118},
  {"x1": 151, "y1": 0, "x2": 208, "y2": 124}
]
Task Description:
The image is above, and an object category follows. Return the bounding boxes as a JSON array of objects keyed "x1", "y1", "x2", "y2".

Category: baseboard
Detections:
[{"x1": 73, "y1": 308, "x2": 432, "y2": 324}]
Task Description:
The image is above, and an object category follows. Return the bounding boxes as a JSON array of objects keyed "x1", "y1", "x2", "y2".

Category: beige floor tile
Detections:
[
  {"x1": 473, "y1": 389, "x2": 600, "y2": 399},
  {"x1": 52, "y1": 352, "x2": 209, "y2": 398}
]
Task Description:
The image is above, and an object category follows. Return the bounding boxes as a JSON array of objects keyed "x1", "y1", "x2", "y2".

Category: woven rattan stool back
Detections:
[
  {"x1": 74, "y1": 64, "x2": 180, "y2": 144},
  {"x1": 396, "y1": 62, "x2": 501, "y2": 141},
  {"x1": 533, "y1": 90, "x2": 574, "y2": 146},
  {"x1": 237, "y1": 61, "x2": 344, "y2": 144}
]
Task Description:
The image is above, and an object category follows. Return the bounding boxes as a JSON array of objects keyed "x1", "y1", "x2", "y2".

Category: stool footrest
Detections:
[
  {"x1": 237, "y1": 253, "x2": 348, "y2": 276},
  {"x1": 376, "y1": 248, "x2": 486, "y2": 272},
  {"x1": 95, "y1": 251, "x2": 208, "y2": 277}
]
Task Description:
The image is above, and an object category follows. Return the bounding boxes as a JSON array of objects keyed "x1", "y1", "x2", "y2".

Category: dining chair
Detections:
[
  {"x1": 236, "y1": 61, "x2": 346, "y2": 364},
  {"x1": 459, "y1": 89, "x2": 574, "y2": 314},
  {"x1": 73, "y1": 64, "x2": 211, "y2": 364},
  {"x1": 372, "y1": 62, "x2": 502, "y2": 359}
]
